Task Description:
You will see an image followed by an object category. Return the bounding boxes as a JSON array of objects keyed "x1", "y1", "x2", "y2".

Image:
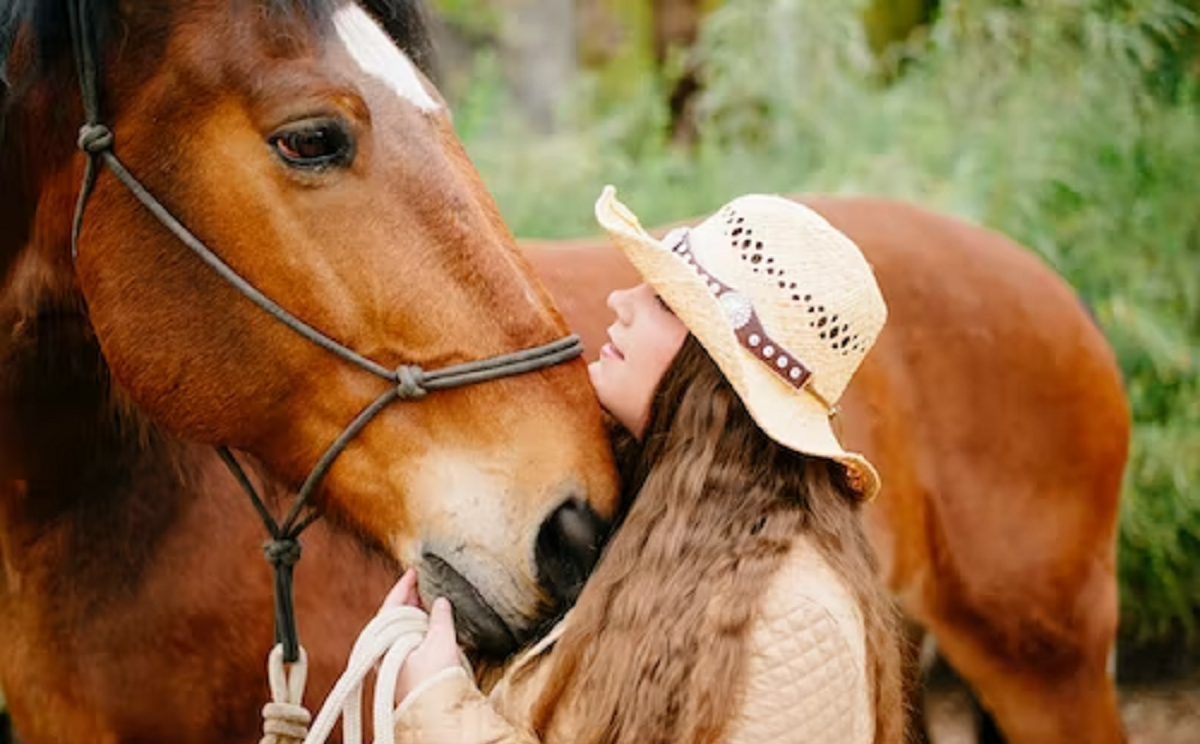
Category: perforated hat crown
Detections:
[{"x1": 595, "y1": 186, "x2": 888, "y2": 500}]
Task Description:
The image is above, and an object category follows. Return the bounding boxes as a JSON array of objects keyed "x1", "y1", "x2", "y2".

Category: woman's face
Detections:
[{"x1": 588, "y1": 283, "x2": 688, "y2": 438}]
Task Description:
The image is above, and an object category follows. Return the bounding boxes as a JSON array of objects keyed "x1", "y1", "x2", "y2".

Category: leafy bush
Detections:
[{"x1": 453, "y1": 0, "x2": 1200, "y2": 647}]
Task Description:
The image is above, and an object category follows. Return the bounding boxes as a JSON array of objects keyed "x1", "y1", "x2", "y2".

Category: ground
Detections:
[{"x1": 926, "y1": 662, "x2": 1200, "y2": 743}]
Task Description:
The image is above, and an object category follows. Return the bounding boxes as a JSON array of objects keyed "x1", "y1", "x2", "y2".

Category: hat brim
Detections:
[{"x1": 595, "y1": 186, "x2": 881, "y2": 501}]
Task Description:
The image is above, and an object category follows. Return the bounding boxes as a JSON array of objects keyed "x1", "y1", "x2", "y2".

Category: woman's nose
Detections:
[
  {"x1": 606, "y1": 288, "x2": 629, "y2": 316},
  {"x1": 605, "y1": 290, "x2": 617, "y2": 313}
]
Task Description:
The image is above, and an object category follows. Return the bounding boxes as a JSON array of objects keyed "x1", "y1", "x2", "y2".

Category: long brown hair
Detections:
[{"x1": 530, "y1": 335, "x2": 906, "y2": 744}]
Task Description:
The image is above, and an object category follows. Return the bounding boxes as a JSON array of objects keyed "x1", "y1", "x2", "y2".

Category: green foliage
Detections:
[
  {"x1": 452, "y1": 0, "x2": 1200, "y2": 646},
  {"x1": 861, "y1": 0, "x2": 940, "y2": 74},
  {"x1": 428, "y1": 0, "x2": 499, "y2": 39}
]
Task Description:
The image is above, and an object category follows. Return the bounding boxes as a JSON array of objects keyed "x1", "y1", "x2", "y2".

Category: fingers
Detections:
[
  {"x1": 424, "y1": 597, "x2": 458, "y2": 651},
  {"x1": 393, "y1": 597, "x2": 462, "y2": 705},
  {"x1": 382, "y1": 567, "x2": 421, "y2": 609}
]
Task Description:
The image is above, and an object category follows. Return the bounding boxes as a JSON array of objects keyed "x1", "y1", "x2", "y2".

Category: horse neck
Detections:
[
  {"x1": 0, "y1": 277, "x2": 289, "y2": 628},
  {"x1": 1, "y1": 36, "x2": 175, "y2": 516},
  {"x1": 0, "y1": 37, "x2": 299, "y2": 611},
  {"x1": 0, "y1": 297, "x2": 200, "y2": 581}
]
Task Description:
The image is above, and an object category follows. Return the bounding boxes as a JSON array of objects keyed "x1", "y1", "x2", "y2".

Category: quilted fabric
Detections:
[
  {"x1": 722, "y1": 540, "x2": 872, "y2": 744},
  {"x1": 393, "y1": 670, "x2": 539, "y2": 744}
]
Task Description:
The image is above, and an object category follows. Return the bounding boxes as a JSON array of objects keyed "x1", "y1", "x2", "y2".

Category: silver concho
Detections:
[{"x1": 720, "y1": 291, "x2": 753, "y2": 330}]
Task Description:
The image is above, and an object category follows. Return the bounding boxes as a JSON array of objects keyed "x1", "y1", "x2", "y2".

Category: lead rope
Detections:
[{"x1": 261, "y1": 606, "x2": 455, "y2": 744}]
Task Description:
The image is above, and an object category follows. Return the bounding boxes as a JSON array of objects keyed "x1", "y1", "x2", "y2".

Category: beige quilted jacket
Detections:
[{"x1": 392, "y1": 537, "x2": 873, "y2": 744}]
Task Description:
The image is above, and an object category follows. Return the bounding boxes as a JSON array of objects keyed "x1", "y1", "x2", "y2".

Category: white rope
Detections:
[{"x1": 259, "y1": 605, "x2": 435, "y2": 744}]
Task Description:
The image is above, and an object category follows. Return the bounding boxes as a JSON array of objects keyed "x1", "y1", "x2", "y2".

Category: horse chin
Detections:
[{"x1": 418, "y1": 551, "x2": 527, "y2": 659}]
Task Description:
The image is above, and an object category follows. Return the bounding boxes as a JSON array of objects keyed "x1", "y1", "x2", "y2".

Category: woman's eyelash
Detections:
[{"x1": 655, "y1": 295, "x2": 674, "y2": 313}]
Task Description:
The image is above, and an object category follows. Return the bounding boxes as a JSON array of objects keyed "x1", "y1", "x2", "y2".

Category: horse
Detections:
[
  {"x1": 522, "y1": 194, "x2": 1131, "y2": 744},
  {"x1": 0, "y1": 1, "x2": 620, "y2": 743}
]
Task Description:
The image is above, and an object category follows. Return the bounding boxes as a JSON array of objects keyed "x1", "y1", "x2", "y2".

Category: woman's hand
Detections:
[
  {"x1": 385, "y1": 568, "x2": 464, "y2": 705},
  {"x1": 382, "y1": 566, "x2": 424, "y2": 610}
]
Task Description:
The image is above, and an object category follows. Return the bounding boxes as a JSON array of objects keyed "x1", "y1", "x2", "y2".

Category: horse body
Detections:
[
  {"x1": 1, "y1": 1, "x2": 618, "y2": 742},
  {"x1": 0, "y1": 409, "x2": 392, "y2": 743},
  {"x1": 523, "y1": 195, "x2": 1129, "y2": 744},
  {"x1": 0, "y1": 294, "x2": 394, "y2": 743}
]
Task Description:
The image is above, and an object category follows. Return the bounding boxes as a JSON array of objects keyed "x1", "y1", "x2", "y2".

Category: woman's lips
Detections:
[{"x1": 600, "y1": 338, "x2": 625, "y2": 361}]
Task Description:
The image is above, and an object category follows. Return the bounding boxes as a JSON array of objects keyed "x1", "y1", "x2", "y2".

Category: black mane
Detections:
[{"x1": 0, "y1": 0, "x2": 436, "y2": 83}]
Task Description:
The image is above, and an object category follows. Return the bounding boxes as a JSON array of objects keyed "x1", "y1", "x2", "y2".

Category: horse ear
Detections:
[{"x1": 360, "y1": 0, "x2": 440, "y2": 85}]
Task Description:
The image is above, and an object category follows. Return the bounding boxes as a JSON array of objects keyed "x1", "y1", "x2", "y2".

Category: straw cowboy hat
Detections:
[{"x1": 594, "y1": 186, "x2": 888, "y2": 500}]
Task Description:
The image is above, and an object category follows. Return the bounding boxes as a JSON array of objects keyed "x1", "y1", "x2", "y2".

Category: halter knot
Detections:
[
  {"x1": 263, "y1": 538, "x2": 302, "y2": 567},
  {"x1": 395, "y1": 365, "x2": 427, "y2": 399},
  {"x1": 78, "y1": 123, "x2": 114, "y2": 154}
]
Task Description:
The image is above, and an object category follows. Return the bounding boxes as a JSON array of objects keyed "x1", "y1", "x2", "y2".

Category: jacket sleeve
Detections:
[{"x1": 392, "y1": 667, "x2": 541, "y2": 744}]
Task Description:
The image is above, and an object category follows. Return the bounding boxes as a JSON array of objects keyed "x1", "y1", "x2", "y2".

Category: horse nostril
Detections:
[{"x1": 535, "y1": 497, "x2": 607, "y2": 605}]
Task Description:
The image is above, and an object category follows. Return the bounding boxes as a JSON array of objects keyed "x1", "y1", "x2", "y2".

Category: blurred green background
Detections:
[{"x1": 426, "y1": 0, "x2": 1199, "y2": 657}]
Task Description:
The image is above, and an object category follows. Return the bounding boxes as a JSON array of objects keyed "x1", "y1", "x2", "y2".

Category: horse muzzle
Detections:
[
  {"x1": 417, "y1": 497, "x2": 608, "y2": 658},
  {"x1": 534, "y1": 497, "x2": 608, "y2": 607}
]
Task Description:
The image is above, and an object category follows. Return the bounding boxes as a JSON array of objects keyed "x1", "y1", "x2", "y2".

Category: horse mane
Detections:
[{"x1": 0, "y1": 0, "x2": 436, "y2": 82}]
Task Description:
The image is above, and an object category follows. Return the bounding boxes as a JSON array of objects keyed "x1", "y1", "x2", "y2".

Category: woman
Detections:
[{"x1": 386, "y1": 186, "x2": 906, "y2": 744}]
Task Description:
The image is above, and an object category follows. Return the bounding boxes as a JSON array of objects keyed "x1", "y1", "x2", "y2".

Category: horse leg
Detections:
[
  {"x1": 926, "y1": 573, "x2": 1126, "y2": 744},
  {"x1": 956, "y1": 654, "x2": 1122, "y2": 744}
]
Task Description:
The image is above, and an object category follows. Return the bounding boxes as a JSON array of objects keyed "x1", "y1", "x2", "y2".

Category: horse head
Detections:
[{"x1": 0, "y1": 0, "x2": 618, "y2": 657}]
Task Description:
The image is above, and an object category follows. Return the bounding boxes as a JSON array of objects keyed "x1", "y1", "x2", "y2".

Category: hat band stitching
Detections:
[{"x1": 666, "y1": 230, "x2": 818, "y2": 396}]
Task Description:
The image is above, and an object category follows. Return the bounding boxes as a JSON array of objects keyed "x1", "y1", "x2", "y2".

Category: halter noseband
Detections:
[{"x1": 64, "y1": 0, "x2": 583, "y2": 663}]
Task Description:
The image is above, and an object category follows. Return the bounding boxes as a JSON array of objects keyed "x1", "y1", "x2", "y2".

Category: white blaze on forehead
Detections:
[{"x1": 331, "y1": 4, "x2": 440, "y2": 112}]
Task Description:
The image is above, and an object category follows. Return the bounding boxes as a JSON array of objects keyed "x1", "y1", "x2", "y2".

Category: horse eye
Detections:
[{"x1": 269, "y1": 120, "x2": 354, "y2": 169}]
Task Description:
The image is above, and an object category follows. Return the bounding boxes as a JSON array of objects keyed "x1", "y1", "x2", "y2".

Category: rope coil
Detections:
[{"x1": 260, "y1": 606, "x2": 450, "y2": 744}]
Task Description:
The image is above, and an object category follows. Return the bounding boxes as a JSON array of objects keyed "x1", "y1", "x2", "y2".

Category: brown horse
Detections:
[
  {"x1": 523, "y1": 194, "x2": 1130, "y2": 744},
  {"x1": 0, "y1": 1, "x2": 618, "y2": 743}
]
